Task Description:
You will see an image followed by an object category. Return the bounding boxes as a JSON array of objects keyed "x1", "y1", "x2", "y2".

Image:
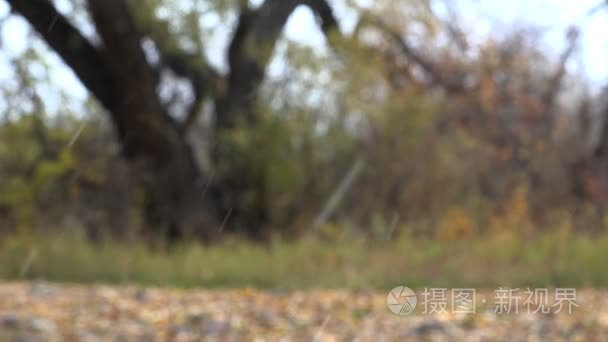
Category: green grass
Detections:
[{"x1": 1, "y1": 229, "x2": 608, "y2": 289}]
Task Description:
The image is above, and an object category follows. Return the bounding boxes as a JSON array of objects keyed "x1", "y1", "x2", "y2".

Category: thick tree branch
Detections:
[
  {"x1": 4, "y1": 0, "x2": 120, "y2": 121},
  {"x1": 302, "y1": 0, "x2": 339, "y2": 34},
  {"x1": 88, "y1": 0, "x2": 180, "y2": 159},
  {"x1": 217, "y1": 0, "x2": 340, "y2": 129}
]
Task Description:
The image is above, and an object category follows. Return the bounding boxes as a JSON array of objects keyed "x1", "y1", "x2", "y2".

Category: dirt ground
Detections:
[{"x1": 0, "y1": 282, "x2": 607, "y2": 341}]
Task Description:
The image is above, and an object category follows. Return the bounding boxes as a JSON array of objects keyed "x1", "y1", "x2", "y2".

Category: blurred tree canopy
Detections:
[{"x1": 1, "y1": 0, "x2": 608, "y2": 242}]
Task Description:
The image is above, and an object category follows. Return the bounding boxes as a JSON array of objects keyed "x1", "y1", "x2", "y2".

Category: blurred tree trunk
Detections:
[
  {"x1": 8, "y1": 0, "x2": 222, "y2": 241},
  {"x1": 6, "y1": 0, "x2": 339, "y2": 240}
]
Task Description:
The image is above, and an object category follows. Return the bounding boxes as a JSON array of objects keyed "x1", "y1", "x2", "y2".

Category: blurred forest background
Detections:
[{"x1": 1, "y1": 0, "x2": 608, "y2": 286}]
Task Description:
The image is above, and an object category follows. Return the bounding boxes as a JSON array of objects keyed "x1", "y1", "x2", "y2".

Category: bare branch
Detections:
[
  {"x1": 541, "y1": 26, "x2": 580, "y2": 112},
  {"x1": 356, "y1": 12, "x2": 467, "y2": 94}
]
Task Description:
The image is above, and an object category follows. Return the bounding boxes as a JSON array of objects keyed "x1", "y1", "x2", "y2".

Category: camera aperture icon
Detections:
[{"x1": 387, "y1": 286, "x2": 417, "y2": 315}]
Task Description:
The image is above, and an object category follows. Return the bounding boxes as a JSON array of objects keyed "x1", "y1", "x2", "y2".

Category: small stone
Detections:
[
  {"x1": 134, "y1": 289, "x2": 148, "y2": 302},
  {"x1": 407, "y1": 319, "x2": 451, "y2": 337},
  {"x1": 75, "y1": 330, "x2": 104, "y2": 342},
  {"x1": 27, "y1": 317, "x2": 57, "y2": 334},
  {"x1": 0, "y1": 312, "x2": 20, "y2": 328},
  {"x1": 30, "y1": 281, "x2": 55, "y2": 298}
]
